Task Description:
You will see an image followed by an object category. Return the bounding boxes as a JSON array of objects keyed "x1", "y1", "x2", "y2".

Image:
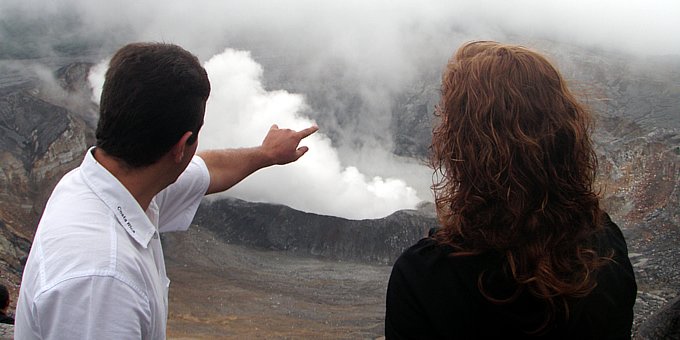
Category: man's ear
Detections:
[{"x1": 171, "y1": 131, "x2": 194, "y2": 163}]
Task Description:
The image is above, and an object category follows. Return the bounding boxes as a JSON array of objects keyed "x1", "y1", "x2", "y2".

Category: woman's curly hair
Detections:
[{"x1": 431, "y1": 41, "x2": 611, "y2": 333}]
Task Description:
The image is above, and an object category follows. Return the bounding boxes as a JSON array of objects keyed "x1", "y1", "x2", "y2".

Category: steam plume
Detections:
[{"x1": 88, "y1": 50, "x2": 423, "y2": 219}]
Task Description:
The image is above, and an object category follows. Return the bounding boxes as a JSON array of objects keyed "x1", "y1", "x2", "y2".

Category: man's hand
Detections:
[
  {"x1": 198, "y1": 124, "x2": 318, "y2": 195},
  {"x1": 261, "y1": 124, "x2": 319, "y2": 166}
]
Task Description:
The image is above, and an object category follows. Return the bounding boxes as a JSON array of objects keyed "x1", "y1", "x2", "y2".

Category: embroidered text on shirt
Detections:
[{"x1": 117, "y1": 206, "x2": 136, "y2": 233}]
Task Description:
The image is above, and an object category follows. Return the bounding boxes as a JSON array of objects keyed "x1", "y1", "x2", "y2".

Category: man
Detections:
[{"x1": 14, "y1": 42, "x2": 317, "y2": 339}]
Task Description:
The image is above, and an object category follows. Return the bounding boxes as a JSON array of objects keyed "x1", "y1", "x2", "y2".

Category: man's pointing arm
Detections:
[{"x1": 198, "y1": 124, "x2": 318, "y2": 195}]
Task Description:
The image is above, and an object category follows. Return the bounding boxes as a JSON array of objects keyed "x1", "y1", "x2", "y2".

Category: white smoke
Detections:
[
  {"x1": 200, "y1": 49, "x2": 422, "y2": 219},
  {"x1": 17, "y1": 0, "x2": 680, "y2": 218},
  {"x1": 88, "y1": 49, "x2": 423, "y2": 219},
  {"x1": 88, "y1": 61, "x2": 108, "y2": 103}
]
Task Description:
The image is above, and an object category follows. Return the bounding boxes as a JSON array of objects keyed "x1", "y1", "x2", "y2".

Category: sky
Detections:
[
  {"x1": 3, "y1": 0, "x2": 679, "y2": 56},
  {"x1": 4, "y1": 0, "x2": 680, "y2": 219}
]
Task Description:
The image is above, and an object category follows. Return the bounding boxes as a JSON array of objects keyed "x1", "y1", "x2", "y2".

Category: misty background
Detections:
[{"x1": 1, "y1": 0, "x2": 679, "y2": 219}]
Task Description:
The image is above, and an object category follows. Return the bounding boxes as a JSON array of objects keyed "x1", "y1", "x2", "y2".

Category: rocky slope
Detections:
[
  {"x1": 191, "y1": 198, "x2": 435, "y2": 265},
  {"x1": 0, "y1": 61, "x2": 95, "y2": 293}
]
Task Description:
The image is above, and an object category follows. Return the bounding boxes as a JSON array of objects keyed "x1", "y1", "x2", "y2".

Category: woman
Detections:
[{"x1": 385, "y1": 41, "x2": 636, "y2": 339}]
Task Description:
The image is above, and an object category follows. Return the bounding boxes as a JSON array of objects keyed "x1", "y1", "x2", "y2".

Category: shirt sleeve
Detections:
[
  {"x1": 156, "y1": 156, "x2": 210, "y2": 233},
  {"x1": 28, "y1": 276, "x2": 150, "y2": 340}
]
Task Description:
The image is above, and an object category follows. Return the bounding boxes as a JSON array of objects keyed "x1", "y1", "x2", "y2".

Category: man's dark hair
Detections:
[
  {"x1": 0, "y1": 284, "x2": 8, "y2": 310},
  {"x1": 96, "y1": 42, "x2": 211, "y2": 168}
]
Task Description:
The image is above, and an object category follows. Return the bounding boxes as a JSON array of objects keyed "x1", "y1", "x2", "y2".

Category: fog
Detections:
[
  {"x1": 4, "y1": 0, "x2": 679, "y2": 218},
  {"x1": 3, "y1": 0, "x2": 679, "y2": 57}
]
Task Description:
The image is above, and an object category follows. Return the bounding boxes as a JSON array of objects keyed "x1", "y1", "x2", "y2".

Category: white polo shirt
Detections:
[{"x1": 14, "y1": 147, "x2": 210, "y2": 339}]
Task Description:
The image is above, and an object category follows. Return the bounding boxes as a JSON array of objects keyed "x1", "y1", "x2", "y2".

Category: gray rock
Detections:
[
  {"x1": 0, "y1": 323, "x2": 13, "y2": 340},
  {"x1": 191, "y1": 197, "x2": 437, "y2": 265},
  {"x1": 636, "y1": 294, "x2": 680, "y2": 340}
]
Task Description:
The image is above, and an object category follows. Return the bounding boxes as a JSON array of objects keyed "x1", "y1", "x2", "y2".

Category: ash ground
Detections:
[{"x1": 163, "y1": 224, "x2": 674, "y2": 339}]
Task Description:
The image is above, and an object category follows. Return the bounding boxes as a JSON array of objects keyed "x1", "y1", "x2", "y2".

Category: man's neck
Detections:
[{"x1": 93, "y1": 148, "x2": 172, "y2": 211}]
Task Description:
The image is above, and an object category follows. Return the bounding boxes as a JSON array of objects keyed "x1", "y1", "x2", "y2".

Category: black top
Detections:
[{"x1": 385, "y1": 214, "x2": 637, "y2": 339}]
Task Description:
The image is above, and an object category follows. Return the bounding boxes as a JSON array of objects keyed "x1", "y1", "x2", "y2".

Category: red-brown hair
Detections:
[{"x1": 431, "y1": 41, "x2": 609, "y2": 332}]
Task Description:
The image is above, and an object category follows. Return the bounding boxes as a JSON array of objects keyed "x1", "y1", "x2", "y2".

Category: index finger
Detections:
[{"x1": 296, "y1": 125, "x2": 319, "y2": 139}]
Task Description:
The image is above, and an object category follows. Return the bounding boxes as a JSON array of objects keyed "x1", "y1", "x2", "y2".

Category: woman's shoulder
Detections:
[
  {"x1": 596, "y1": 213, "x2": 634, "y2": 261},
  {"x1": 392, "y1": 236, "x2": 497, "y2": 287},
  {"x1": 387, "y1": 236, "x2": 505, "y2": 337},
  {"x1": 394, "y1": 237, "x2": 452, "y2": 269}
]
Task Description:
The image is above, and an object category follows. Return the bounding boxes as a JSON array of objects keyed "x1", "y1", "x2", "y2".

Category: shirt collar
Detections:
[{"x1": 80, "y1": 147, "x2": 157, "y2": 248}]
